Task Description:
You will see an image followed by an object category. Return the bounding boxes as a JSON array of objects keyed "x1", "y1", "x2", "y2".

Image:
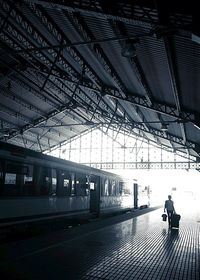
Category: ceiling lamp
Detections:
[
  {"x1": 0, "y1": 130, "x2": 9, "y2": 137},
  {"x1": 121, "y1": 39, "x2": 139, "y2": 58},
  {"x1": 161, "y1": 123, "x2": 169, "y2": 131},
  {"x1": 194, "y1": 123, "x2": 200, "y2": 130},
  {"x1": 192, "y1": 33, "x2": 200, "y2": 45}
]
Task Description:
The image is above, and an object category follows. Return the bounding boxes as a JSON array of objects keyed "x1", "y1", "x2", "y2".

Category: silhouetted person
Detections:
[{"x1": 164, "y1": 195, "x2": 175, "y2": 227}]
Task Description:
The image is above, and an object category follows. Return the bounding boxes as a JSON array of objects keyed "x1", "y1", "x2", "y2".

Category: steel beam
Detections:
[
  {"x1": 1, "y1": 0, "x2": 197, "y2": 155},
  {"x1": 164, "y1": 37, "x2": 189, "y2": 155},
  {"x1": 0, "y1": 85, "x2": 46, "y2": 116},
  {"x1": 31, "y1": 65, "x2": 196, "y2": 124},
  {"x1": 9, "y1": 136, "x2": 49, "y2": 151},
  {"x1": 0, "y1": 80, "x2": 72, "y2": 138},
  {"x1": 0, "y1": 109, "x2": 63, "y2": 143},
  {"x1": 0, "y1": 2, "x2": 87, "y2": 86},
  {"x1": 83, "y1": 161, "x2": 200, "y2": 170},
  {"x1": 28, "y1": 4, "x2": 120, "y2": 119},
  {"x1": 15, "y1": 34, "x2": 152, "y2": 53},
  {"x1": 66, "y1": 11, "x2": 158, "y2": 141},
  {"x1": 109, "y1": 20, "x2": 173, "y2": 147},
  {"x1": 22, "y1": 0, "x2": 192, "y2": 29},
  {"x1": 45, "y1": 123, "x2": 196, "y2": 163},
  {"x1": 0, "y1": 7, "x2": 195, "y2": 123},
  {"x1": 105, "y1": 90, "x2": 194, "y2": 122},
  {"x1": 0, "y1": 58, "x2": 98, "y2": 139}
]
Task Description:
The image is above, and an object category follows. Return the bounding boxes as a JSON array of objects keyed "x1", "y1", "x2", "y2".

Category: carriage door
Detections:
[
  {"x1": 90, "y1": 175, "x2": 100, "y2": 214},
  {"x1": 134, "y1": 183, "x2": 138, "y2": 209}
]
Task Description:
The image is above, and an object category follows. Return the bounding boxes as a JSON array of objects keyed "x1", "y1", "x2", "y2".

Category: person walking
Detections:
[{"x1": 164, "y1": 195, "x2": 175, "y2": 227}]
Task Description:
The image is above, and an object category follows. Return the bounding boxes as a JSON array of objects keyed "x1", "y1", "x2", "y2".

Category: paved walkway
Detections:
[{"x1": 0, "y1": 204, "x2": 199, "y2": 280}]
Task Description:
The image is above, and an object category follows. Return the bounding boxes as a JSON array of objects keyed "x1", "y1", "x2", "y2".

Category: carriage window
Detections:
[
  {"x1": 5, "y1": 173, "x2": 16, "y2": 185},
  {"x1": 119, "y1": 181, "x2": 124, "y2": 195},
  {"x1": 107, "y1": 180, "x2": 116, "y2": 196},
  {"x1": 3, "y1": 162, "x2": 34, "y2": 196},
  {"x1": 51, "y1": 169, "x2": 57, "y2": 196},
  {"x1": 40, "y1": 167, "x2": 52, "y2": 196},
  {"x1": 52, "y1": 177, "x2": 57, "y2": 195},
  {"x1": 4, "y1": 172, "x2": 18, "y2": 195},
  {"x1": 24, "y1": 176, "x2": 32, "y2": 183},
  {"x1": 108, "y1": 180, "x2": 112, "y2": 195},
  {"x1": 102, "y1": 178, "x2": 117, "y2": 196},
  {"x1": 90, "y1": 182, "x2": 95, "y2": 190},
  {"x1": 103, "y1": 178, "x2": 109, "y2": 196},
  {"x1": 111, "y1": 180, "x2": 116, "y2": 195},
  {"x1": 71, "y1": 179, "x2": 75, "y2": 196},
  {"x1": 45, "y1": 176, "x2": 50, "y2": 182},
  {"x1": 64, "y1": 179, "x2": 69, "y2": 187},
  {"x1": 23, "y1": 165, "x2": 34, "y2": 196},
  {"x1": 63, "y1": 177, "x2": 71, "y2": 196},
  {"x1": 52, "y1": 178, "x2": 57, "y2": 185},
  {"x1": 76, "y1": 173, "x2": 89, "y2": 196},
  {"x1": 121, "y1": 181, "x2": 131, "y2": 195}
]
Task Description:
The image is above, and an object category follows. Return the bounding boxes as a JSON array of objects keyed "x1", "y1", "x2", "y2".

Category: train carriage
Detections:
[{"x1": 0, "y1": 141, "x2": 151, "y2": 230}]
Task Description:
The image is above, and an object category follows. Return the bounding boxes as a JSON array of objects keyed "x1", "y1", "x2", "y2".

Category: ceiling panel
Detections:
[{"x1": 0, "y1": 0, "x2": 199, "y2": 162}]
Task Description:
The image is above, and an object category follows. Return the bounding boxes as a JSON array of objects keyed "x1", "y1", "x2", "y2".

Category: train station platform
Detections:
[{"x1": 0, "y1": 205, "x2": 199, "y2": 280}]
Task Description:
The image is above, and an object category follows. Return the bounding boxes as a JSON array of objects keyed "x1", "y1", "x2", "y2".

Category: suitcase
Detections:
[{"x1": 171, "y1": 213, "x2": 181, "y2": 228}]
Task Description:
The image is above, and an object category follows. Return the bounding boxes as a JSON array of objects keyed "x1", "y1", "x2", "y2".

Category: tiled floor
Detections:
[{"x1": 0, "y1": 204, "x2": 199, "y2": 280}]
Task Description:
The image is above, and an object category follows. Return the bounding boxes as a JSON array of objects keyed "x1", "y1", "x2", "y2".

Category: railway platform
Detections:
[{"x1": 0, "y1": 205, "x2": 199, "y2": 280}]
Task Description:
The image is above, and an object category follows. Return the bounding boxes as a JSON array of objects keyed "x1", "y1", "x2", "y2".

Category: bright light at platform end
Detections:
[{"x1": 113, "y1": 169, "x2": 200, "y2": 212}]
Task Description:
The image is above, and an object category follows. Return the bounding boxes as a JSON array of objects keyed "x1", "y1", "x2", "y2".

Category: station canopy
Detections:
[{"x1": 0, "y1": 1, "x2": 200, "y2": 162}]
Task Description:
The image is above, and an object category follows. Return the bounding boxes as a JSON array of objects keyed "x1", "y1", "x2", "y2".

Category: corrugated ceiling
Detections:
[{"x1": 0, "y1": 0, "x2": 199, "y2": 162}]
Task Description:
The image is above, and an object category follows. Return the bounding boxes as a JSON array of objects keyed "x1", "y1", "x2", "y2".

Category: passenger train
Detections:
[{"x1": 0, "y1": 141, "x2": 152, "y2": 231}]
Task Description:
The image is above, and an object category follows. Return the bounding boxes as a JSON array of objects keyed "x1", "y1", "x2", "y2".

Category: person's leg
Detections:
[
  {"x1": 167, "y1": 211, "x2": 172, "y2": 226},
  {"x1": 167, "y1": 211, "x2": 170, "y2": 225},
  {"x1": 169, "y1": 211, "x2": 173, "y2": 227}
]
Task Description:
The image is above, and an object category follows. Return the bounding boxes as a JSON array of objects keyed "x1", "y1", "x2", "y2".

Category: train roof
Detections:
[{"x1": 0, "y1": 141, "x2": 130, "y2": 180}]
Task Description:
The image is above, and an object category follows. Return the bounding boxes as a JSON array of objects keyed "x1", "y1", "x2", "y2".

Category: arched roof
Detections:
[{"x1": 0, "y1": 0, "x2": 199, "y2": 160}]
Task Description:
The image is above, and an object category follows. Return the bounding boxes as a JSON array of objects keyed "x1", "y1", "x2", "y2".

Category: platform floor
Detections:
[{"x1": 0, "y1": 205, "x2": 199, "y2": 280}]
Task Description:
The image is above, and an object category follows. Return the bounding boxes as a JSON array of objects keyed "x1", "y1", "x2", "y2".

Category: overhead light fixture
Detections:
[
  {"x1": 3, "y1": 132, "x2": 9, "y2": 137},
  {"x1": 121, "y1": 39, "x2": 139, "y2": 58},
  {"x1": 161, "y1": 123, "x2": 169, "y2": 131},
  {"x1": 194, "y1": 123, "x2": 200, "y2": 130},
  {"x1": 191, "y1": 33, "x2": 200, "y2": 45}
]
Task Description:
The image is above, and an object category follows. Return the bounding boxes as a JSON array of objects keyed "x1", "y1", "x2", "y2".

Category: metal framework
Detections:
[
  {"x1": 84, "y1": 162, "x2": 200, "y2": 170},
  {"x1": 0, "y1": 0, "x2": 199, "y2": 163},
  {"x1": 23, "y1": 1, "x2": 192, "y2": 29},
  {"x1": 47, "y1": 126, "x2": 197, "y2": 170}
]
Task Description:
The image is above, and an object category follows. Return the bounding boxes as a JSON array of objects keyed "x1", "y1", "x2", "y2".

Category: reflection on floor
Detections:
[{"x1": 0, "y1": 205, "x2": 199, "y2": 280}]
